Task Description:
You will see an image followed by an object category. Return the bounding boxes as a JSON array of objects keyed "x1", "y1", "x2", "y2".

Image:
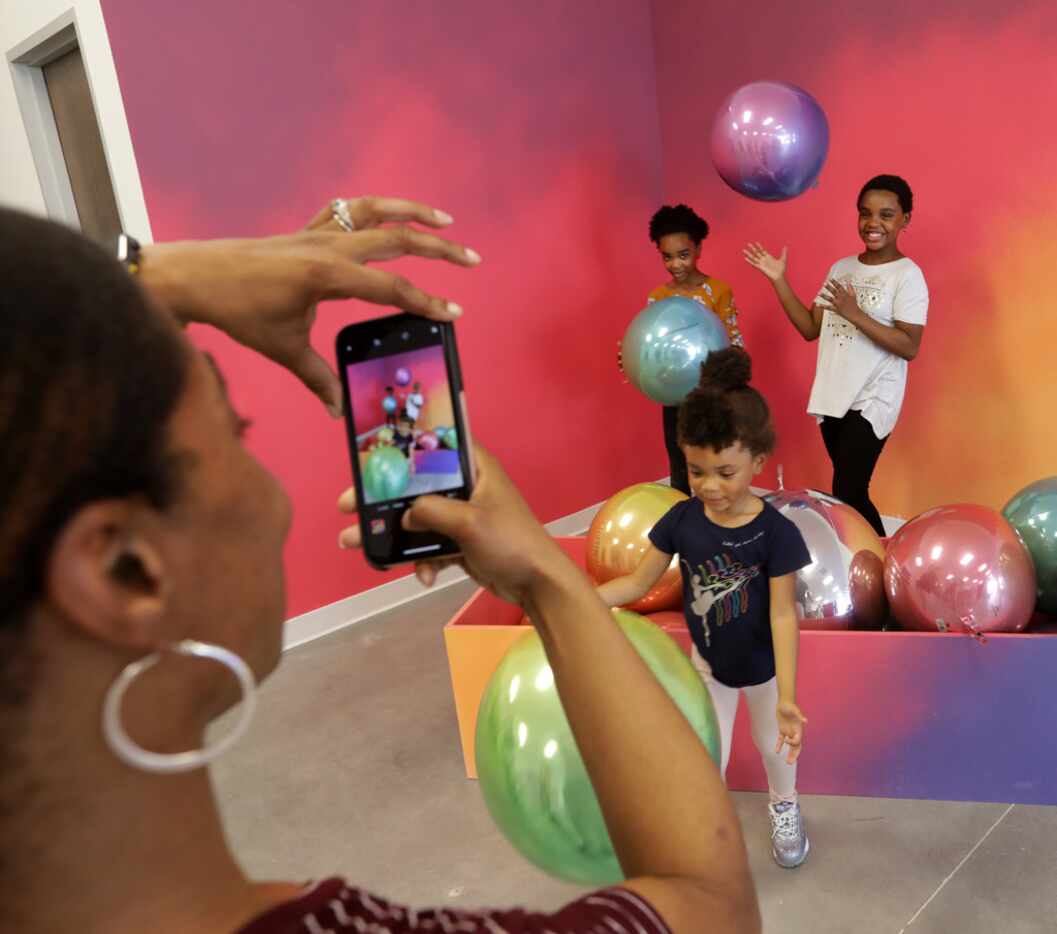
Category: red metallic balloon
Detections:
[{"x1": 884, "y1": 504, "x2": 1036, "y2": 634}]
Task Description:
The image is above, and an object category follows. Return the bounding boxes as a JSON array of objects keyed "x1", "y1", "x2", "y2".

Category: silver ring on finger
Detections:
[{"x1": 331, "y1": 198, "x2": 356, "y2": 232}]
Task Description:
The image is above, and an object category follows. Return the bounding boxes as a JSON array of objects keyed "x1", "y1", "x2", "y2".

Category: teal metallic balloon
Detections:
[
  {"x1": 621, "y1": 296, "x2": 731, "y2": 406},
  {"x1": 442, "y1": 428, "x2": 459, "y2": 450},
  {"x1": 1003, "y1": 477, "x2": 1057, "y2": 614},
  {"x1": 363, "y1": 445, "x2": 410, "y2": 501},
  {"x1": 475, "y1": 610, "x2": 720, "y2": 886}
]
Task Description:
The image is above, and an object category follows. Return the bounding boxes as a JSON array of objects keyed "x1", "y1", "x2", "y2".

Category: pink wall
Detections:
[
  {"x1": 101, "y1": 1, "x2": 1054, "y2": 618},
  {"x1": 101, "y1": 1, "x2": 668, "y2": 616},
  {"x1": 650, "y1": 0, "x2": 1057, "y2": 519}
]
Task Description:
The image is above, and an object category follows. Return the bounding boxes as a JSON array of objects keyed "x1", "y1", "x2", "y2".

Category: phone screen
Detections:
[{"x1": 338, "y1": 315, "x2": 471, "y2": 567}]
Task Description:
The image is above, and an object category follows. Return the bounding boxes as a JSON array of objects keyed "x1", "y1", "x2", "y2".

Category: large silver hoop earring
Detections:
[{"x1": 102, "y1": 639, "x2": 257, "y2": 774}]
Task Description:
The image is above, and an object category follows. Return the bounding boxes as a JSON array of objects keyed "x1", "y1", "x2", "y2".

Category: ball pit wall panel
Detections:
[{"x1": 447, "y1": 539, "x2": 1057, "y2": 803}]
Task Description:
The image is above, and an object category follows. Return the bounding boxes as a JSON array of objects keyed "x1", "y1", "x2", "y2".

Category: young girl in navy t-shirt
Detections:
[{"x1": 598, "y1": 347, "x2": 812, "y2": 868}]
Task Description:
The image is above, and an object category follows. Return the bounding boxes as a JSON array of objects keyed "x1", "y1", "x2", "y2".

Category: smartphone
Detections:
[{"x1": 336, "y1": 313, "x2": 474, "y2": 569}]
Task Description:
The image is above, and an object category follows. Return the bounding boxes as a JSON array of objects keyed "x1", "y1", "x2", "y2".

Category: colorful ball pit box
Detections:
[{"x1": 443, "y1": 537, "x2": 1057, "y2": 804}]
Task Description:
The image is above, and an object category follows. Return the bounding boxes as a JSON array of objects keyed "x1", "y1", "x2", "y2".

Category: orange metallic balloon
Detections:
[{"x1": 587, "y1": 483, "x2": 686, "y2": 613}]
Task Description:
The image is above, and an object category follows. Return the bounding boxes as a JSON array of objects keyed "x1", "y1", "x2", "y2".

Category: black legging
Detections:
[
  {"x1": 820, "y1": 410, "x2": 888, "y2": 537},
  {"x1": 662, "y1": 406, "x2": 690, "y2": 495}
]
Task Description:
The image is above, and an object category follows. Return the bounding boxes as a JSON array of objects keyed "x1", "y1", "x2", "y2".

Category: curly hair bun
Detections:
[{"x1": 699, "y1": 347, "x2": 751, "y2": 391}]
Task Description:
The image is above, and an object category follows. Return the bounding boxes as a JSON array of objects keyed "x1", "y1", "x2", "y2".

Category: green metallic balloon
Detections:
[
  {"x1": 363, "y1": 445, "x2": 410, "y2": 502},
  {"x1": 475, "y1": 610, "x2": 720, "y2": 886},
  {"x1": 442, "y1": 428, "x2": 459, "y2": 450},
  {"x1": 1003, "y1": 476, "x2": 1057, "y2": 614}
]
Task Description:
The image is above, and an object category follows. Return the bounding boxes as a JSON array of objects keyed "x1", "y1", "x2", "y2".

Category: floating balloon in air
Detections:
[{"x1": 711, "y1": 81, "x2": 829, "y2": 201}]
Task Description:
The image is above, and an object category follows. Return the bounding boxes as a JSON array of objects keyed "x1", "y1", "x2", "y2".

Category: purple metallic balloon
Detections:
[
  {"x1": 710, "y1": 81, "x2": 830, "y2": 202},
  {"x1": 884, "y1": 505, "x2": 1036, "y2": 635}
]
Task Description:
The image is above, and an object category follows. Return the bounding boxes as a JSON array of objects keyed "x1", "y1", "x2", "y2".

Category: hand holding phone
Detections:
[
  {"x1": 338, "y1": 445, "x2": 577, "y2": 604},
  {"x1": 337, "y1": 313, "x2": 474, "y2": 568}
]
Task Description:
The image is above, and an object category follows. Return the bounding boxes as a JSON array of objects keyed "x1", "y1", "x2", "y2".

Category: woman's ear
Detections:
[
  {"x1": 45, "y1": 500, "x2": 171, "y2": 650},
  {"x1": 753, "y1": 455, "x2": 766, "y2": 476}
]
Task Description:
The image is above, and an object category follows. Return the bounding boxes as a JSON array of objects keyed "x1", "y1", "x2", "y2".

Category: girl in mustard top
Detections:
[{"x1": 648, "y1": 204, "x2": 744, "y2": 493}]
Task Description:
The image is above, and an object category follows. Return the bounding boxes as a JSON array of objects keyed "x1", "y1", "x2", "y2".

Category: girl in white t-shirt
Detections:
[{"x1": 743, "y1": 175, "x2": 928, "y2": 536}]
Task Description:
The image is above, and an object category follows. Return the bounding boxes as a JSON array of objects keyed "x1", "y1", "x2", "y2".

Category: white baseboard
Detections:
[
  {"x1": 282, "y1": 477, "x2": 905, "y2": 651},
  {"x1": 281, "y1": 487, "x2": 655, "y2": 651}
]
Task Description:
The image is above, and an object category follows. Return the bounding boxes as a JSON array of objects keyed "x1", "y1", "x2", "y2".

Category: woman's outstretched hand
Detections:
[{"x1": 141, "y1": 196, "x2": 480, "y2": 417}]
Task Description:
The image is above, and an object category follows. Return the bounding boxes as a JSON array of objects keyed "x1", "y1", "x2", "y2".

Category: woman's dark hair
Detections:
[
  {"x1": 858, "y1": 175, "x2": 913, "y2": 214},
  {"x1": 0, "y1": 207, "x2": 189, "y2": 646},
  {"x1": 649, "y1": 204, "x2": 709, "y2": 245},
  {"x1": 678, "y1": 347, "x2": 775, "y2": 456}
]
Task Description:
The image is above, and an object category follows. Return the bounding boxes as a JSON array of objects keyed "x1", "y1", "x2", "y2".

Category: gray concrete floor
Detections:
[{"x1": 212, "y1": 579, "x2": 1056, "y2": 932}]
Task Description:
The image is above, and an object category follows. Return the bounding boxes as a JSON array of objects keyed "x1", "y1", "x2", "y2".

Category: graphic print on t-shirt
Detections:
[
  {"x1": 824, "y1": 273, "x2": 885, "y2": 349},
  {"x1": 682, "y1": 553, "x2": 760, "y2": 646}
]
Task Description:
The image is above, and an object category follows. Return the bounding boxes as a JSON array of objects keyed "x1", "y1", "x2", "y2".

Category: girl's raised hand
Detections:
[
  {"x1": 743, "y1": 242, "x2": 788, "y2": 282},
  {"x1": 775, "y1": 700, "x2": 807, "y2": 764}
]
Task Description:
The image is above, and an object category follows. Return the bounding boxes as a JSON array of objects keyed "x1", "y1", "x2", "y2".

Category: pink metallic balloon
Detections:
[
  {"x1": 884, "y1": 504, "x2": 1036, "y2": 634},
  {"x1": 765, "y1": 489, "x2": 887, "y2": 630},
  {"x1": 416, "y1": 430, "x2": 440, "y2": 451}
]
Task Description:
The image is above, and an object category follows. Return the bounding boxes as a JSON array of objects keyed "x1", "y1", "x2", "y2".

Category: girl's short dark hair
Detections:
[
  {"x1": 678, "y1": 347, "x2": 775, "y2": 456},
  {"x1": 858, "y1": 174, "x2": 913, "y2": 214},
  {"x1": 649, "y1": 204, "x2": 709, "y2": 245}
]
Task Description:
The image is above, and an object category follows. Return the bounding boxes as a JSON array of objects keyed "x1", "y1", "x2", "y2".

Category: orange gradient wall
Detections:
[{"x1": 653, "y1": 1, "x2": 1057, "y2": 517}]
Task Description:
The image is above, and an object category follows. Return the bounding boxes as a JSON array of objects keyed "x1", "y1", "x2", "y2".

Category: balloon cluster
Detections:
[
  {"x1": 477, "y1": 477, "x2": 1055, "y2": 884},
  {"x1": 578, "y1": 476, "x2": 1052, "y2": 637}
]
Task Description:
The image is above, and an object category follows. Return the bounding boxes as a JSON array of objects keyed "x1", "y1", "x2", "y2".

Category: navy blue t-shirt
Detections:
[{"x1": 649, "y1": 499, "x2": 810, "y2": 688}]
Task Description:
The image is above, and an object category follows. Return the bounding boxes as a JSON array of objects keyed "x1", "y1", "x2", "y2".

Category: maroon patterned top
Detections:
[{"x1": 238, "y1": 878, "x2": 671, "y2": 933}]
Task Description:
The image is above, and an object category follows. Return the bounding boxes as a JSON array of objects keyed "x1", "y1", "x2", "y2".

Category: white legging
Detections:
[{"x1": 691, "y1": 646, "x2": 798, "y2": 804}]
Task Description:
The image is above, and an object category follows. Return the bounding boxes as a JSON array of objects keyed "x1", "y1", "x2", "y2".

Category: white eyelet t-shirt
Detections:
[{"x1": 808, "y1": 255, "x2": 928, "y2": 440}]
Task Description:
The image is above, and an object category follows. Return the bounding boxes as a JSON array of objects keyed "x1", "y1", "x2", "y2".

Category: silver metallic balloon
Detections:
[{"x1": 765, "y1": 489, "x2": 887, "y2": 630}]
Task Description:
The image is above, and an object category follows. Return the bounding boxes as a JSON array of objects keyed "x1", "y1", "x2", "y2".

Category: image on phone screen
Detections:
[{"x1": 346, "y1": 345, "x2": 465, "y2": 506}]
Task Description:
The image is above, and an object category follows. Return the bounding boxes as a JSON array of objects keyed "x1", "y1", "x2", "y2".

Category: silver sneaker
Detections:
[{"x1": 769, "y1": 801, "x2": 810, "y2": 868}]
